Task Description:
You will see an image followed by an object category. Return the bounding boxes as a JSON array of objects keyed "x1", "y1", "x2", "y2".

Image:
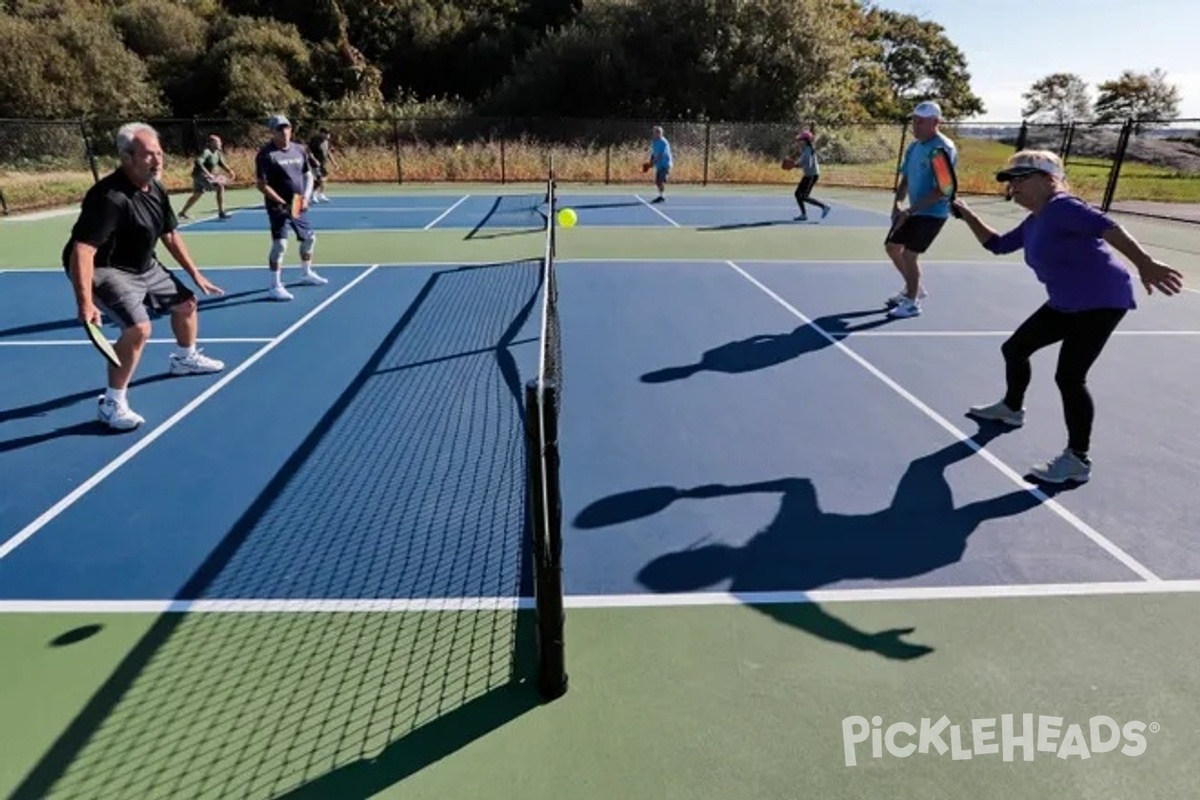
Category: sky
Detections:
[{"x1": 873, "y1": 0, "x2": 1200, "y2": 122}]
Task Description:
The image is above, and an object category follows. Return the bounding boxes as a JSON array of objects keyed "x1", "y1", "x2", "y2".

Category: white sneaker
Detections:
[
  {"x1": 298, "y1": 270, "x2": 328, "y2": 286},
  {"x1": 269, "y1": 284, "x2": 294, "y2": 301},
  {"x1": 97, "y1": 396, "x2": 144, "y2": 431},
  {"x1": 885, "y1": 287, "x2": 928, "y2": 308},
  {"x1": 1029, "y1": 449, "x2": 1092, "y2": 484},
  {"x1": 966, "y1": 400, "x2": 1025, "y2": 427},
  {"x1": 887, "y1": 298, "x2": 921, "y2": 318},
  {"x1": 169, "y1": 349, "x2": 225, "y2": 376}
]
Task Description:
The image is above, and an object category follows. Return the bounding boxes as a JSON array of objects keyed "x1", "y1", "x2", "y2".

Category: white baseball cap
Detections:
[
  {"x1": 995, "y1": 153, "x2": 1065, "y2": 182},
  {"x1": 267, "y1": 114, "x2": 291, "y2": 130},
  {"x1": 911, "y1": 101, "x2": 942, "y2": 119}
]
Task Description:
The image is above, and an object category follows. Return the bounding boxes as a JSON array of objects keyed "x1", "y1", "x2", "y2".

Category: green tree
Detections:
[
  {"x1": 111, "y1": 0, "x2": 210, "y2": 114},
  {"x1": 0, "y1": 13, "x2": 83, "y2": 117},
  {"x1": 202, "y1": 16, "x2": 312, "y2": 118},
  {"x1": 1093, "y1": 68, "x2": 1181, "y2": 127},
  {"x1": 1021, "y1": 73, "x2": 1091, "y2": 124},
  {"x1": 481, "y1": 0, "x2": 864, "y2": 122},
  {"x1": 48, "y1": 8, "x2": 165, "y2": 118},
  {"x1": 857, "y1": 7, "x2": 985, "y2": 120}
]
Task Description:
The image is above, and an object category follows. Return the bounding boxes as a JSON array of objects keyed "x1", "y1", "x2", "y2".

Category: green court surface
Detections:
[{"x1": 3, "y1": 181, "x2": 1200, "y2": 799}]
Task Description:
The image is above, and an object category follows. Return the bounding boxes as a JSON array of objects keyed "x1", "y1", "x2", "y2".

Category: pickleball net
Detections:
[{"x1": 525, "y1": 156, "x2": 567, "y2": 700}]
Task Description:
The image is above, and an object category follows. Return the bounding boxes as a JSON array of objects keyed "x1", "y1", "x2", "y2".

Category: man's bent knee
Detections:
[
  {"x1": 121, "y1": 321, "x2": 152, "y2": 344},
  {"x1": 171, "y1": 296, "x2": 198, "y2": 316}
]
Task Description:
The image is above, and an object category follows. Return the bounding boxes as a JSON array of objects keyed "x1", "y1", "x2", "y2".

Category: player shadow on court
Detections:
[
  {"x1": 0, "y1": 373, "x2": 179, "y2": 451},
  {"x1": 575, "y1": 424, "x2": 1071, "y2": 660},
  {"x1": 0, "y1": 287, "x2": 278, "y2": 346},
  {"x1": 697, "y1": 217, "x2": 822, "y2": 231},
  {"x1": 5, "y1": 259, "x2": 550, "y2": 800},
  {"x1": 0, "y1": 317, "x2": 85, "y2": 339},
  {"x1": 641, "y1": 310, "x2": 896, "y2": 383}
]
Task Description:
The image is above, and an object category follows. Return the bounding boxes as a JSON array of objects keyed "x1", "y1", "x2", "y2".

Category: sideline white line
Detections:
[
  {"x1": 1184, "y1": 287, "x2": 1200, "y2": 296},
  {"x1": 0, "y1": 264, "x2": 381, "y2": 563},
  {"x1": 634, "y1": 195, "x2": 682, "y2": 227},
  {"x1": 8, "y1": 579, "x2": 1200, "y2": 614},
  {"x1": 423, "y1": 195, "x2": 469, "y2": 230},
  {"x1": 0, "y1": 337, "x2": 273, "y2": 347},
  {"x1": 724, "y1": 259, "x2": 1162, "y2": 583}
]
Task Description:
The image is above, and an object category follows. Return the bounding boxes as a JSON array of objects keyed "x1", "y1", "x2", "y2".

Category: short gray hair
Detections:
[{"x1": 115, "y1": 122, "x2": 160, "y2": 156}]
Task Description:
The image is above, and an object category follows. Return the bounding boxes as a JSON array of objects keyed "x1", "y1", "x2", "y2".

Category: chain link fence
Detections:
[
  {"x1": 3, "y1": 114, "x2": 1198, "y2": 224},
  {"x1": 1105, "y1": 118, "x2": 1200, "y2": 223}
]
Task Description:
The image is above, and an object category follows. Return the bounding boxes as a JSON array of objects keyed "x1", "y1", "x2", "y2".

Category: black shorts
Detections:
[
  {"x1": 90, "y1": 261, "x2": 194, "y2": 328},
  {"x1": 886, "y1": 214, "x2": 947, "y2": 254}
]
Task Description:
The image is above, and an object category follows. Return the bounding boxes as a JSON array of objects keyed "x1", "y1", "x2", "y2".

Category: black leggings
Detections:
[
  {"x1": 1001, "y1": 304, "x2": 1126, "y2": 456},
  {"x1": 794, "y1": 176, "x2": 829, "y2": 215}
]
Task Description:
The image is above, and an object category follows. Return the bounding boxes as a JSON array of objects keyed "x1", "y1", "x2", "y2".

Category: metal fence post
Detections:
[
  {"x1": 79, "y1": 118, "x2": 99, "y2": 183},
  {"x1": 393, "y1": 118, "x2": 403, "y2": 184},
  {"x1": 1101, "y1": 118, "x2": 1134, "y2": 212}
]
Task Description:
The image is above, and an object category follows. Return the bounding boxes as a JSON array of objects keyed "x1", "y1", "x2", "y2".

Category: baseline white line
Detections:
[
  {"x1": 634, "y1": 195, "x2": 682, "y2": 227},
  {"x1": 0, "y1": 264, "x2": 381, "y2": 562},
  {"x1": 0, "y1": 258, "x2": 1029, "y2": 272},
  {"x1": 1184, "y1": 287, "x2": 1200, "y2": 296},
  {"x1": 0, "y1": 337, "x2": 273, "y2": 347},
  {"x1": 9, "y1": 579, "x2": 1200, "y2": 614},
  {"x1": 423, "y1": 195, "x2": 469, "y2": 230},
  {"x1": 724, "y1": 259, "x2": 1162, "y2": 583}
]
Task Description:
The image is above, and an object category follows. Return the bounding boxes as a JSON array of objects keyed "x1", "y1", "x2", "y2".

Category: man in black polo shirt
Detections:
[{"x1": 64, "y1": 121, "x2": 226, "y2": 431}]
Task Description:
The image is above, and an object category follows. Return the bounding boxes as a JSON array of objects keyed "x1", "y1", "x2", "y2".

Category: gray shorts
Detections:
[{"x1": 93, "y1": 262, "x2": 194, "y2": 328}]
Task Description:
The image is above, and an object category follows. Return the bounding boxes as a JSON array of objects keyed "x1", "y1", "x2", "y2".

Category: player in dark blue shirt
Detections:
[{"x1": 254, "y1": 114, "x2": 327, "y2": 301}]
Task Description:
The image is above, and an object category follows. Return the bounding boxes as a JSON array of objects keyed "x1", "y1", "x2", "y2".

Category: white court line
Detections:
[
  {"x1": 834, "y1": 330, "x2": 1200, "y2": 337},
  {"x1": 0, "y1": 258, "x2": 1085, "y2": 274},
  {"x1": 423, "y1": 195, "x2": 470, "y2": 230},
  {"x1": 1184, "y1": 287, "x2": 1200, "y2": 296},
  {"x1": 226, "y1": 206, "x2": 450, "y2": 214},
  {"x1": 724, "y1": 259, "x2": 1162, "y2": 583},
  {"x1": 0, "y1": 337, "x2": 273, "y2": 347},
  {"x1": 8, "y1": 579, "x2": 1200, "y2": 614},
  {"x1": 0, "y1": 264, "x2": 381, "y2": 563},
  {"x1": 634, "y1": 195, "x2": 682, "y2": 227}
]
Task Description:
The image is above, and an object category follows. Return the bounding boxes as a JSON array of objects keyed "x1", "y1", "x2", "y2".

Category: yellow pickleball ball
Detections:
[{"x1": 557, "y1": 208, "x2": 577, "y2": 228}]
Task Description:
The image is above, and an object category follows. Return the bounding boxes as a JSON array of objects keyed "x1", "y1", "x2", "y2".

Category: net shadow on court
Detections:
[{"x1": 9, "y1": 259, "x2": 552, "y2": 800}]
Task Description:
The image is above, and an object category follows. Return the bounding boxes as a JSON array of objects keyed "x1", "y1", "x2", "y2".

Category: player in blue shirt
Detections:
[
  {"x1": 884, "y1": 101, "x2": 957, "y2": 318},
  {"x1": 254, "y1": 114, "x2": 328, "y2": 301},
  {"x1": 646, "y1": 126, "x2": 672, "y2": 203}
]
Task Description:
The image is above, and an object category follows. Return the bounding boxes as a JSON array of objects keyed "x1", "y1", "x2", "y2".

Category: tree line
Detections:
[
  {"x1": 1021, "y1": 69, "x2": 1184, "y2": 127},
  {"x1": 0, "y1": 0, "x2": 1184, "y2": 127},
  {"x1": 0, "y1": 0, "x2": 988, "y2": 123}
]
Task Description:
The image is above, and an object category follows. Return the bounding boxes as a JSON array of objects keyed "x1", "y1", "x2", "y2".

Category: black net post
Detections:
[{"x1": 524, "y1": 380, "x2": 567, "y2": 700}]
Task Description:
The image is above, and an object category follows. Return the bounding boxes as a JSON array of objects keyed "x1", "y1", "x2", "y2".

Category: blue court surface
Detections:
[
  {"x1": 180, "y1": 191, "x2": 886, "y2": 232},
  {"x1": 2, "y1": 258, "x2": 1199, "y2": 607}
]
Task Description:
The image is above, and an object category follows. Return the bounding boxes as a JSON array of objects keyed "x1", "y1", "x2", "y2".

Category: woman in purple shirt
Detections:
[{"x1": 953, "y1": 150, "x2": 1184, "y2": 485}]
